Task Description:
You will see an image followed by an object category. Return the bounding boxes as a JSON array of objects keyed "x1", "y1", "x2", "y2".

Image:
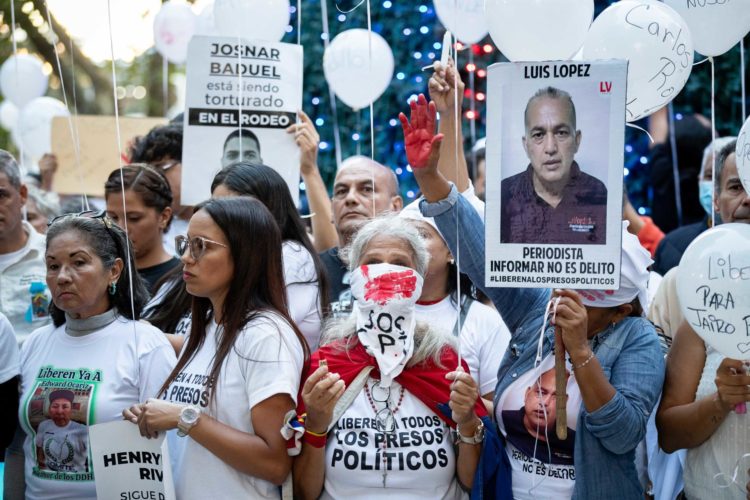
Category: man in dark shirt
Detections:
[
  {"x1": 319, "y1": 156, "x2": 403, "y2": 317},
  {"x1": 501, "y1": 87, "x2": 607, "y2": 245}
]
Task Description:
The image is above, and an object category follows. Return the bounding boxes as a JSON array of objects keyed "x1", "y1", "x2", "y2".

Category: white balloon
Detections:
[
  {"x1": 16, "y1": 97, "x2": 69, "y2": 161},
  {"x1": 485, "y1": 0, "x2": 594, "y2": 61},
  {"x1": 737, "y1": 116, "x2": 750, "y2": 195},
  {"x1": 583, "y1": 0, "x2": 694, "y2": 122},
  {"x1": 0, "y1": 101, "x2": 19, "y2": 131},
  {"x1": 0, "y1": 55, "x2": 48, "y2": 109},
  {"x1": 663, "y1": 0, "x2": 750, "y2": 57},
  {"x1": 213, "y1": 0, "x2": 290, "y2": 42},
  {"x1": 433, "y1": 0, "x2": 489, "y2": 45},
  {"x1": 323, "y1": 29, "x2": 395, "y2": 110},
  {"x1": 195, "y1": 2, "x2": 217, "y2": 36},
  {"x1": 153, "y1": 0, "x2": 198, "y2": 64},
  {"x1": 676, "y1": 224, "x2": 750, "y2": 359}
]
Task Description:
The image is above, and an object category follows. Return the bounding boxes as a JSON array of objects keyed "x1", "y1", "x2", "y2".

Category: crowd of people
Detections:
[{"x1": 0, "y1": 61, "x2": 748, "y2": 500}]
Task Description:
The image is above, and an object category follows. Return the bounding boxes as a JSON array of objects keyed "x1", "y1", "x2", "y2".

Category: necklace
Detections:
[{"x1": 364, "y1": 379, "x2": 405, "y2": 488}]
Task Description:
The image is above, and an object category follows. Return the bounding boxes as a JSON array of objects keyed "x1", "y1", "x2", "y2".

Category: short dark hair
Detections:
[
  {"x1": 104, "y1": 164, "x2": 174, "y2": 230},
  {"x1": 222, "y1": 129, "x2": 261, "y2": 156},
  {"x1": 524, "y1": 86, "x2": 577, "y2": 131},
  {"x1": 0, "y1": 149, "x2": 21, "y2": 189},
  {"x1": 129, "y1": 124, "x2": 183, "y2": 163},
  {"x1": 715, "y1": 139, "x2": 737, "y2": 194},
  {"x1": 46, "y1": 215, "x2": 149, "y2": 326}
]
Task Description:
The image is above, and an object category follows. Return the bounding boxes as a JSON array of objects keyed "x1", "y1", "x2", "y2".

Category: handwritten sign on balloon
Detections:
[
  {"x1": 663, "y1": 0, "x2": 750, "y2": 57},
  {"x1": 676, "y1": 224, "x2": 750, "y2": 359},
  {"x1": 583, "y1": 0, "x2": 694, "y2": 122},
  {"x1": 737, "y1": 116, "x2": 750, "y2": 196}
]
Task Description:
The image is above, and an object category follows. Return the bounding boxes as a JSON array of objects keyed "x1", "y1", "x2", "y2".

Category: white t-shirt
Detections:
[
  {"x1": 415, "y1": 296, "x2": 510, "y2": 397},
  {"x1": 144, "y1": 279, "x2": 191, "y2": 336},
  {"x1": 34, "y1": 419, "x2": 88, "y2": 473},
  {"x1": 0, "y1": 312, "x2": 19, "y2": 383},
  {"x1": 495, "y1": 355, "x2": 582, "y2": 500},
  {"x1": 19, "y1": 316, "x2": 176, "y2": 500},
  {"x1": 322, "y1": 378, "x2": 464, "y2": 500},
  {"x1": 165, "y1": 312, "x2": 304, "y2": 500},
  {"x1": 283, "y1": 240, "x2": 322, "y2": 349}
]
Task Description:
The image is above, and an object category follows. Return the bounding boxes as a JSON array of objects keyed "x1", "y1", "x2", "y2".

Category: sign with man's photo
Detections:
[
  {"x1": 181, "y1": 36, "x2": 303, "y2": 206},
  {"x1": 484, "y1": 60, "x2": 627, "y2": 289}
]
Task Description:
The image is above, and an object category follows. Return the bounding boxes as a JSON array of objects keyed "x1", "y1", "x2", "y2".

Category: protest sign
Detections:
[
  {"x1": 182, "y1": 36, "x2": 303, "y2": 206},
  {"x1": 89, "y1": 420, "x2": 175, "y2": 500},
  {"x1": 51, "y1": 115, "x2": 167, "y2": 196},
  {"x1": 484, "y1": 60, "x2": 626, "y2": 289}
]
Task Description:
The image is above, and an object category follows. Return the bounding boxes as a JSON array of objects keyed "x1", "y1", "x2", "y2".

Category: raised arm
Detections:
[
  {"x1": 400, "y1": 95, "x2": 548, "y2": 332},
  {"x1": 429, "y1": 60, "x2": 470, "y2": 192},
  {"x1": 289, "y1": 111, "x2": 339, "y2": 252}
]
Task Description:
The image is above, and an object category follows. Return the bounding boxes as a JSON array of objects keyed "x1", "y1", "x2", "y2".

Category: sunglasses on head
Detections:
[
  {"x1": 48, "y1": 209, "x2": 114, "y2": 229},
  {"x1": 175, "y1": 235, "x2": 227, "y2": 261}
]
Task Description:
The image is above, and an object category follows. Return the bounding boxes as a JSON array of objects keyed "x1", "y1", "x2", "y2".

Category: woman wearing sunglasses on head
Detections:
[
  {"x1": 125, "y1": 197, "x2": 309, "y2": 499},
  {"x1": 105, "y1": 164, "x2": 180, "y2": 293},
  {"x1": 16, "y1": 211, "x2": 176, "y2": 499}
]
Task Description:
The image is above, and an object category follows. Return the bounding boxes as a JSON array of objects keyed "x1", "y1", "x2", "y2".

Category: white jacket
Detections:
[{"x1": 2, "y1": 222, "x2": 49, "y2": 343}]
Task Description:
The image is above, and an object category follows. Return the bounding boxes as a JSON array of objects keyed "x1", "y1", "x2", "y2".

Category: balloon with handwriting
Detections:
[
  {"x1": 153, "y1": 0, "x2": 198, "y2": 64},
  {"x1": 485, "y1": 0, "x2": 594, "y2": 61},
  {"x1": 676, "y1": 224, "x2": 750, "y2": 359},
  {"x1": 0, "y1": 54, "x2": 48, "y2": 109},
  {"x1": 583, "y1": 0, "x2": 694, "y2": 122},
  {"x1": 737, "y1": 116, "x2": 750, "y2": 196},
  {"x1": 213, "y1": 0, "x2": 290, "y2": 42},
  {"x1": 663, "y1": 0, "x2": 750, "y2": 57},
  {"x1": 323, "y1": 29, "x2": 394, "y2": 110},
  {"x1": 16, "y1": 97, "x2": 69, "y2": 161},
  {"x1": 434, "y1": 0, "x2": 489, "y2": 45}
]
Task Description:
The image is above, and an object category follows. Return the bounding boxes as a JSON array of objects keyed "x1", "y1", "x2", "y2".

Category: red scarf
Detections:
[{"x1": 297, "y1": 338, "x2": 487, "y2": 428}]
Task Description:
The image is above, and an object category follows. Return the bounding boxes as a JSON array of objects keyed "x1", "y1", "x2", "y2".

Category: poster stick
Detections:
[{"x1": 555, "y1": 327, "x2": 568, "y2": 440}]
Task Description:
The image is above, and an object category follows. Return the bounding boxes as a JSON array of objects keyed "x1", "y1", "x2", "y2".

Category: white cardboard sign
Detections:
[{"x1": 182, "y1": 36, "x2": 303, "y2": 205}]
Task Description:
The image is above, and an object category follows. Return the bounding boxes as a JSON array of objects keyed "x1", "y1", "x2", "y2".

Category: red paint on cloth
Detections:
[{"x1": 361, "y1": 265, "x2": 418, "y2": 305}]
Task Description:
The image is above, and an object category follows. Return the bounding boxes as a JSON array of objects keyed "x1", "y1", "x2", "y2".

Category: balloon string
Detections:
[
  {"x1": 451, "y1": 27, "x2": 462, "y2": 370},
  {"x1": 334, "y1": 0, "x2": 365, "y2": 14},
  {"x1": 741, "y1": 40, "x2": 746, "y2": 121},
  {"x1": 710, "y1": 56, "x2": 716, "y2": 228},
  {"x1": 68, "y1": 35, "x2": 88, "y2": 211},
  {"x1": 667, "y1": 102, "x2": 682, "y2": 226},
  {"x1": 365, "y1": 0, "x2": 375, "y2": 217},
  {"x1": 320, "y1": 0, "x2": 343, "y2": 168},
  {"x1": 693, "y1": 57, "x2": 710, "y2": 66},
  {"x1": 106, "y1": 0, "x2": 136, "y2": 324},
  {"x1": 42, "y1": 0, "x2": 87, "y2": 210},
  {"x1": 9, "y1": 0, "x2": 24, "y2": 168},
  {"x1": 236, "y1": 31, "x2": 243, "y2": 161},
  {"x1": 162, "y1": 57, "x2": 168, "y2": 117},
  {"x1": 468, "y1": 49, "x2": 477, "y2": 185},
  {"x1": 625, "y1": 122, "x2": 654, "y2": 144},
  {"x1": 296, "y1": 0, "x2": 302, "y2": 46},
  {"x1": 714, "y1": 452, "x2": 750, "y2": 489}
]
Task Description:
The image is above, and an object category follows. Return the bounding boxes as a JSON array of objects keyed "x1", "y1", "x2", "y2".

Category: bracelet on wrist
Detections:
[
  {"x1": 303, "y1": 429, "x2": 327, "y2": 448},
  {"x1": 572, "y1": 350, "x2": 595, "y2": 371}
]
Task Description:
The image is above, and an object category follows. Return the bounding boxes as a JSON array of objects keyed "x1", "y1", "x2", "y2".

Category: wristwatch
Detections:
[
  {"x1": 177, "y1": 405, "x2": 201, "y2": 437},
  {"x1": 456, "y1": 418, "x2": 485, "y2": 445}
]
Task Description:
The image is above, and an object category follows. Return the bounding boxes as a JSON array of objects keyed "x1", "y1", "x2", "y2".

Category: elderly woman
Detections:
[
  {"x1": 17, "y1": 211, "x2": 176, "y2": 499},
  {"x1": 290, "y1": 215, "x2": 488, "y2": 499},
  {"x1": 402, "y1": 95, "x2": 665, "y2": 499}
]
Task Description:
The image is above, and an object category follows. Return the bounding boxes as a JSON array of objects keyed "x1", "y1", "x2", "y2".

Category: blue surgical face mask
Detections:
[{"x1": 699, "y1": 180, "x2": 714, "y2": 216}]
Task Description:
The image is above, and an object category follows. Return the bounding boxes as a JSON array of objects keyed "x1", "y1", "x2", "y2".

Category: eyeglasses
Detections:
[
  {"x1": 175, "y1": 235, "x2": 227, "y2": 261},
  {"x1": 48, "y1": 209, "x2": 113, "y2": 228}
]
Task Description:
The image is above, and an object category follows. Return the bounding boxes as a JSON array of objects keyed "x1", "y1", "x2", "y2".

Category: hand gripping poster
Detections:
[
  {"x1": 182, "y1": 36, "x2": 303, "y2": 206},
  {"x1": 484, "y1": 60, "x2": 627, "y2": 289}
]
